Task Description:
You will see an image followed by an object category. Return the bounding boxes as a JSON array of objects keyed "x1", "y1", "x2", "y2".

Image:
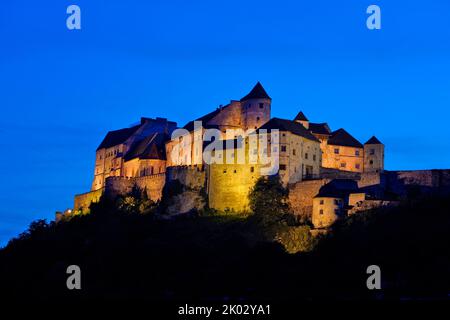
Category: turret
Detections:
[
  {"x1": 363, "y1": 136, "x2": 384, "y2": 173},
  {"x1": 240, "y1": 82, "x2": 271, "y2": 131},
  {"x1": 294, "y1": 111, "x2": 309, "y2": 129}
]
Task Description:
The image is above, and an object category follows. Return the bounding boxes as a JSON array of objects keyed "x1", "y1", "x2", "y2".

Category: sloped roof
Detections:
[
  {"x1": 182, "y1": 106, "x2": 227, "y2": 132},
  {"x1": 97, "y1": 124, "x2": 142, "y2": 150},
  {"x1": 258, "y1": 118, "x2": 320, "y2": 142},
  {"x1": 240, "y1": 82, "x2": 271, "y2": 101},
  {"x1": 364, "y1": 136, "x2": 382, "y2": 145},
  {"x1": 315, "y1": 179, "x2": 359, "y2": 198},
  {"x1": 124, "y1": 132, "x2": 168, "y2": 161},
  {"x1": 328, "y1": 128, "x2": 363, "y2": 148},
  {"x1": 294, "y1": 111, "x2": 308, "y2": 122},
  {"x1": 309, "y1": 122, "x2": 331, "y2": 135}
]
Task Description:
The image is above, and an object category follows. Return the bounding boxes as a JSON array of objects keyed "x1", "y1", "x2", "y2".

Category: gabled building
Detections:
[
  {"x1": 324, "y1": 128, "x2": 364, "y2": 172},
  {"x1": 294, "y1": 111, "x2": 384, "y2": 174},
  {"x1": 258, "y1": 117, "x2": 322, "y2": 185},
  {"x1": 92, "y1": 117, "x2": 176, "y2": 190},
  {"x1": 122, "y1": 132, "x2": 168, "y2": 178}
]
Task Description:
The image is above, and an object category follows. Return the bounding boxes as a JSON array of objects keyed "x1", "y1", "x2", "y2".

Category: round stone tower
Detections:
[
  {"x1": 240, "y1": 82, "x2": 271, "y2": 131},
  {"x1": 363, "y1": 136, "x2": 384, "y2": 173}
]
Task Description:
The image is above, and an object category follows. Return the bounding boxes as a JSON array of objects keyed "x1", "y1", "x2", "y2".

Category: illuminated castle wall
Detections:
[{"x1": 73, "y1": 82, "x2": 389, "y2": 219}]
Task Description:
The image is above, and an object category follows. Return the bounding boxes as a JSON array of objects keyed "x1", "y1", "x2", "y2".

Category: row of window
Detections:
[
  {"x1": 102, "y1": 149, "x2": 119, "y2": 158},
  {"x1": 319, "y1": 199, "x2": 342, "y2": 205},
  {"x1": 319, "y1": 208, "x2": 341, "y2": 215},
  {"x1": 334, "y1": 148, "x2": 376, "y2": 156},
  {"x1": 222, "y1": 167, "x2": 255, "y2": 174},
  {"x1": 245, "y1": 103, "x2": 265, "y2": 109},
  {"x1": 340, "y1": 162, "x2": 361, "y2": 170},
  {"x1": 280, "y1": 145, "x2": 318, "y2": 161},
  {"x1": 338, "y1": 160, "x2": 375, "y2": 169}
]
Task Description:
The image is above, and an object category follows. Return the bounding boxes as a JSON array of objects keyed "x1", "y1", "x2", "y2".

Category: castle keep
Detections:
[{"x1": 71, "y1": 82, "x2": 450, "y2": 228}]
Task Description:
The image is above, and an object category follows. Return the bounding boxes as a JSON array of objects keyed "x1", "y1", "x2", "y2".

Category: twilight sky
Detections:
[{"x1": 1, "y1": 0, "x2": 450, "y2": 246}]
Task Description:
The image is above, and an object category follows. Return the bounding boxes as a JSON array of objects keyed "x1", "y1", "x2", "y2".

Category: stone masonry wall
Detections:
[
  {"x1": 320, "y1": 167, "x2": 361, "y2": 180},
  {"x1": 166, "y1": 166, "x2": 206, "y2": 190},
  {"x1": 74, "y1": 188, "x2": 104, "y2": 213},
  {"x1": 358, "y1": 172, "x2": 383, "y2": 188},
  {"x1": 208, "y1": 163, "x2": 260, "y2": 212},
  {"x1": 164, "y1": 166, "x2": 207, "y2": 215},
  {"x1": 348, "y1": 200, "x2": 400, "y2": 215},
  {"x1": 105, "y1": 173, "x2": 166, "y2": 201},
  {"x1": 288, "y1": 179, "x2": 330, "y2": 221},
  {"x1": 385, "y1": 170, "x2": 450, "y2": 197}
]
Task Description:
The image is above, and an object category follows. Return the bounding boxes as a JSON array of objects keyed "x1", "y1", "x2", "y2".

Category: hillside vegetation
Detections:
[{"x1": 1, "y1": 177, "x2": 449, "y2": 301}]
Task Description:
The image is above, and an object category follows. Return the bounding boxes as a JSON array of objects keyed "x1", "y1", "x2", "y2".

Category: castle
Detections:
[{"x1": 71, "y1": 83, "x2": 450, "y2": 228}]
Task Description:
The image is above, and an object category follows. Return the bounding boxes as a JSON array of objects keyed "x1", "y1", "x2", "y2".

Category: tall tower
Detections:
[
  {"x1": 240, "y1": 82, "x2": 271, "y2": 131},
  {"x1": 363, "y1": 136, "x2": 384, "y2": 173}
]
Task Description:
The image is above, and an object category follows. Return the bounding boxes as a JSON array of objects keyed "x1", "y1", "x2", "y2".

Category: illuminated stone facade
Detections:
[
  {"x1": 294, "y1": 112, "x2": 384, "y2": 174},
  {"x1": 91, "y1": 117, "x2": 177, "y2": 191},
  {"x1": 74, "y1": 82, "x2": 388, "y2": 216}
]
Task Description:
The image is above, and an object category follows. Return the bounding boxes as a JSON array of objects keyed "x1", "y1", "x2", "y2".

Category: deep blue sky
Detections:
[{"x1": 1, "y1": 0, "x2": 450, "y2": 246}]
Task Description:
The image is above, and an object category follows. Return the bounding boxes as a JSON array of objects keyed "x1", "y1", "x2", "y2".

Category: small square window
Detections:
[
  {"x1": 281, "y1": 146, "x2": 287, "y2": 152},
  {"x1": 340, "y1": 163, "x2": 346, "y2": 168},
  {"x1": 250, "y1": 167, "x2": 254, "y2": 173},
  {"x1": 370, "y1": 149, "x2": 375, "y2": 155},
  {"x1": 305, "y1": 153, "x2": 308, "y2": 159},
  {"x1": 355, "y1": 163, "x2": 360, "y2": 169},
  {"x1": 355, "y1": 150, "x2": 360, "y2": 156},
  {"x1": 319, "y1": 209, "x2": 324, "y2": 215},
  {"x1": 259, "y1": 103, "x2": 264, "y2": 109},
  {"x1": 293, "y1": 149, "x2": 296, "y2": 156},
  {"x1": 313, "y1": 154, "x2": 316, "y2": 161},
  {"x1": 279, "y1": 164, "x2": 287, "y2": 171},
  {"x1": 334, "y1": 148, "x2": 339, "y2": 154},
  {"x1": 320, "y1": 200, "x2": 324, "y2": 205}
]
